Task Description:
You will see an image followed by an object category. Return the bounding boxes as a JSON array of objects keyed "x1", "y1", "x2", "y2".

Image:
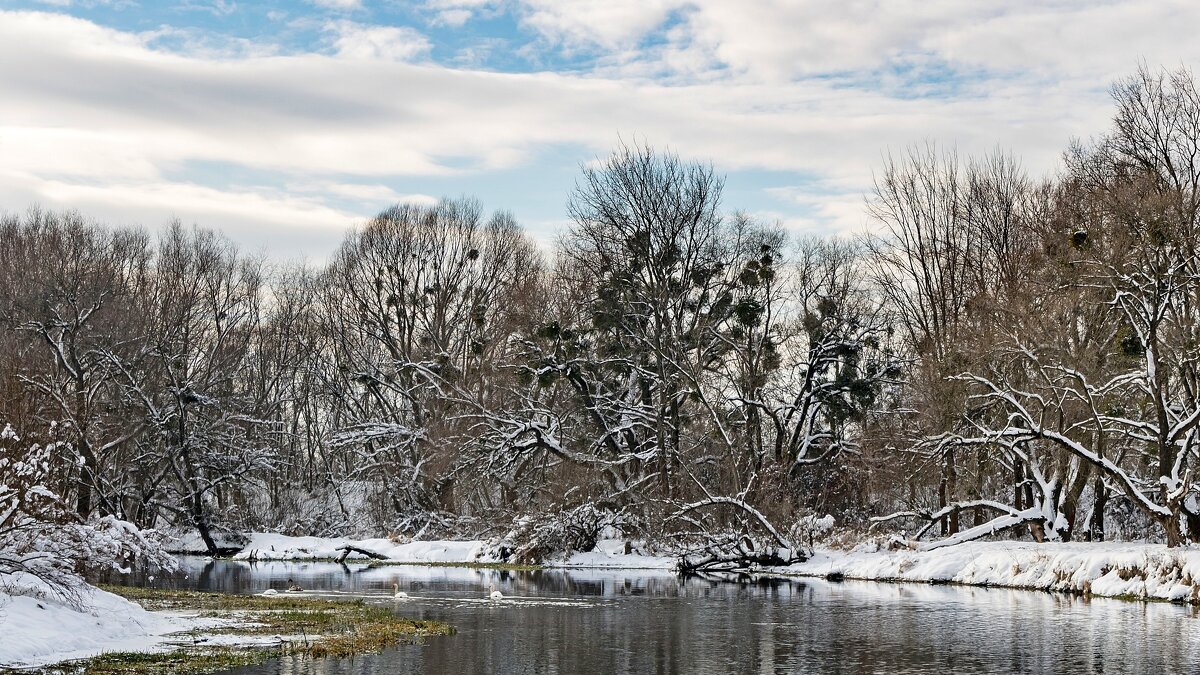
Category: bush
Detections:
[
  {"x1": 504, "y1": 504, "x2": 627, "y2": 564},
  {"x1": 0, "y1": 424, "x2": 174, "y2": 600}
]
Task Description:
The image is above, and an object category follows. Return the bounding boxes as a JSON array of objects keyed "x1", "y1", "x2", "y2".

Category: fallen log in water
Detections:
[{"x1": 336, "y1": 545, "x2": 390, "y2": 563}]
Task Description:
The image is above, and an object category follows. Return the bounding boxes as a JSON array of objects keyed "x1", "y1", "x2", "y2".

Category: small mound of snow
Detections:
[{"x1": 0, "y1": 574, "x2": 188, "y2": 668}]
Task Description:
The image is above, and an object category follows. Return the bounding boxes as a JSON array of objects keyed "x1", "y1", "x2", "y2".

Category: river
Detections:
[{"x1": 106, "y1": 557, "x2": 1200, "y2": 674}]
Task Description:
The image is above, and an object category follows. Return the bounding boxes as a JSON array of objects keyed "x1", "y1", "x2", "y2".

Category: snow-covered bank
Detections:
[
  {"x1": 171, "y1": 531, "x2": 1200, "y2": 604},
  {"x1": 552, "y1": 539, "x2": 677, "y2": 569},
  {"x1": 781, "y1": 541, "x2": 1200, "y2": 603},
  {"x1": 173, "y1": 532, "x2": 678, "y2": 569},
  {"x1": 0, "y1": 574, "x2": 198, "y2": 668},
  {"x1": 230, "y1": 533, "x2": 497, "y2": 564}
]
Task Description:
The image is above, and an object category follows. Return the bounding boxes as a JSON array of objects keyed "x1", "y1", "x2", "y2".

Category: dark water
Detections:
[{"x1": 110, "y1": 557, "x2": 1200, "y2": 674}]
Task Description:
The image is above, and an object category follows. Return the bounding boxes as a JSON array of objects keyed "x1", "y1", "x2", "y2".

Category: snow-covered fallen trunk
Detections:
[
  {"x1": 780, "y1": 541, "x2": 1200, "y2": 603},
  {"x1": 0, "y1": 573, "x2": 198, "y2": 668}
]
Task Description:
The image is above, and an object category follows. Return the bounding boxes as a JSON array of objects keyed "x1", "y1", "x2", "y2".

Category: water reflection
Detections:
[{"x1": 104, "y1": 558, "x2": 1200, "y2": 674}]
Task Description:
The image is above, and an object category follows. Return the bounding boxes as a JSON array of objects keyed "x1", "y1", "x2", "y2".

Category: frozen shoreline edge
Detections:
[
  {"x1": 172, "y1": 532, "x2": 1200, "y2": 605},
  {"x1": 9, "y1": 538, "x2": 1198, "y2": 667}
]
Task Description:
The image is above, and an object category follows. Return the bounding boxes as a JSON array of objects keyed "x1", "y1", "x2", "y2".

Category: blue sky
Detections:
[{"x1": 1, "y1": 0, "x2": 1197, "y2": 258}]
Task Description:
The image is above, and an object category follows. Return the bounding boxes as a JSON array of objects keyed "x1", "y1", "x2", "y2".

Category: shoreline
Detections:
[
  {"x1": 8, "y1": 538, "x2": 1196, "y2": 670},
  {"x1": 776, "y1": 541, "x2": 1200, "y2": 605},
  {"x1": 0, "y1": 579, "x2": 450, "y2": 672},
  {"x1": 174, "y1": 533, "x2": 1200, "y2": 606}
]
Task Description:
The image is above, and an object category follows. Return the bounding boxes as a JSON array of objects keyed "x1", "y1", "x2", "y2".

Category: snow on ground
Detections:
[
  {"x1": 227, "y1": 533, "x2": 497, "y2": 564},
  {"x1": 174, "y1": 532, "x2": 678, "y2": 570},
  {"x1": 0, "y1": 533, "x2": 673, "y2": 669},
  {"x1": 171, "y1": 530, "x2": 1200, "y2": 603},
  {"x1": 551, "y1": 539, "x2": 676, "y2": 570},
  {"x1": 781, "y1": 540, "x2": 1200, "y2": 603},
  {"x1": 0, "y1": 573, "x2": 201, "y2": 668}
]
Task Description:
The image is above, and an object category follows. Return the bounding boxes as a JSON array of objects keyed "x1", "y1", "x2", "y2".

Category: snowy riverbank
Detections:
[
  {"x1": 781, "y1": 540, "x2": 1200, "y2": 603},
  {"x1": 172, "y1": 531, "x2": 678, "y2": 569},
  {"x1": 0, "y1": 574, "x2": 201, "y2": 668},
  {"x1": 0, "y1": 568, "x2": 447, "y2": 669},
  {"x1": 174, "y1": 532, "x2": 1200, "y2": 604},
  {"x1": 9, "y1": 538, "x2": 1200, "y2": 668}
]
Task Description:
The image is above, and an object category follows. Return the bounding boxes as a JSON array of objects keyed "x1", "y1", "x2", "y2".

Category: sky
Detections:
[{"x1": 1, "y1": 1, "x2": 1198, "y2": 259}]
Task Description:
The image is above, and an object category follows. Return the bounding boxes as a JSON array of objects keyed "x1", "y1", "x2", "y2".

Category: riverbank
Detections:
[
  {"x1": 173, "y1": 531, "x2": 1200, "y2": 605},
  {"x1": 0, "y1": 575, "x2": 450, "y2": 672},
  {"x1": 779, "y1": 540, "x2": 1200, "y2": 603},
  {"x1": 171, "y1": 532, "x2": 677, "y2": 569},
  {"x1": 0, "y1": 573, "x2": 197, "y2": 668},
  {"x1": 90, "y1": 554, "x2": 1200, "y2": 673}
]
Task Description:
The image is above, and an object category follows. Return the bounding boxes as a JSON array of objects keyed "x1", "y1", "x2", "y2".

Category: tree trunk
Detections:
[
  {"x1": 1014, "y1": 460, "x2": 1025, "y2": 511},
  {"x1": 193, "y1": 500, "x2": 218, "y2": 556},
  {"x1": 75, "y1": 455, "x2": 94, "y2": 518},
  {"x1": 1089, "y1": 476, "x2": 1106, "y2": 542},
  {"x1": 944, "y1": 449, "x2": 959, "y2": 535}
]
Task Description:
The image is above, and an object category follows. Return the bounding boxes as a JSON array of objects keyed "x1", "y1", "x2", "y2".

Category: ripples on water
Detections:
[{"x1": 107, "y1": 557, "x2": 1200, "y2": 674}]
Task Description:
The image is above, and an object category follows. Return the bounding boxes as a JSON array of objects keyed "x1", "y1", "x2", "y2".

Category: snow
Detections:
[
  {"x1": 11, "y1": 536, "x2": 1200, "y2": 668},
  {"x1": 226, "y1": 533, "x2": 497, "y2": 564},
  {"x1": 171, "y1": 530, "x2": 1200, "y2": 604},
  {"x1": 0, "y1": 573, "x2": 197, "y2": 668},
  {"x1": 172, "y1": 555, "x2": 681, "y2": 598},
  {"x1": 782, "y1": 540, "x2": 1200, "y2": 603},
  {"x1": 552, "y1": 539, "x2": 676, "y2": 570},
  {"x1": 172, "y1": 532, "x2": 679, "y2": 569}
]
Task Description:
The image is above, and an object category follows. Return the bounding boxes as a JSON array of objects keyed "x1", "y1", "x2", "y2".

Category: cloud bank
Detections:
[{"x1": 0, "y1": 3, "x2": 1195, "y2": 255}]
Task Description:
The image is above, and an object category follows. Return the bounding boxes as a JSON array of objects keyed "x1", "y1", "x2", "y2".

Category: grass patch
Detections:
[
  {"x1": 17, "y1": 648, "x2": 264, "y2": 674},
  {"x1": 101, "y1": 585, "x2": 453, "y2": 657},
  {"x1": 5, "y1": 586, "x2": 454, "y2": 675}
]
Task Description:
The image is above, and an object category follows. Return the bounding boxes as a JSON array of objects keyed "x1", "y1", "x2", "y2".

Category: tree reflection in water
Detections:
[{"x1": 101, "y1": 558, "x2": 1200, "y2": 674}]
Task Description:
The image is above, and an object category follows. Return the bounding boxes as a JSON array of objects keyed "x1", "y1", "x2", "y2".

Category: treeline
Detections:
[{"x1": 3, "y1": 65, "x2": 1200, "y2": 564}]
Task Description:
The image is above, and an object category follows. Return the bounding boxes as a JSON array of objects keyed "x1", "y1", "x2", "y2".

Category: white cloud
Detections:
[
  {"x1": 422, "y1": 1, "x2": 500, "y2": 28},
  {"x1": 0, "y1": 166, "x2": 364, "y2": 259},
  {"x1": 140, "y1": 25, "x2": 283, "y2": 58},
  {"x1": 502, "y1": 0, "x2": 1200, "y2": 88},
  {"x1": 309, "y1": 0, "x2": 362, "y2": 10},
  {"x1": 179, "y1": 0, "x2": 238, "y2": 17},
  {"x1": 323, "y1": 20, "x2": 431, "y2": 61},
  {"x1": 293, "y1": 181, "x2": 439, "y2": 206},
  {"x1": 0, "y1": 6, "x2": 1194, "y2": 252},
  {"x1": 432, "y1": 9, "x2": 472, "y2": 27},
  {"x1": 515, "y1": 0, "x2": 681, "y2": 50},
  {"x1": 763, "y1": 187, "x2": 872, "y2": 237}
]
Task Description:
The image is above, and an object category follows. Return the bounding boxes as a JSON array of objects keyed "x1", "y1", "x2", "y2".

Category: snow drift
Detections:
[
  {"x1": 0, "y1": 573, "x2": 189, "y2": 668},
  {"x1": 786, "y1": 541, "x2": 1200, "y2": 603}
]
